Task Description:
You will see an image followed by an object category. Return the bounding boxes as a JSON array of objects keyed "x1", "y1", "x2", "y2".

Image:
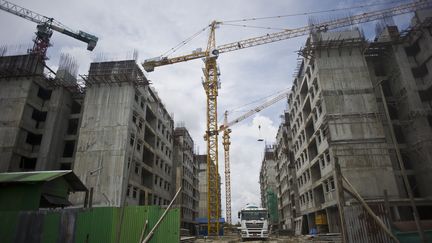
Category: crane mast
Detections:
[
  {"x1": 0, "y1": 0, "x2": 98, "y2": 58},
  {"x1": 202, "y1": 21, "x2": 221, "y2": 235},
  {"x1": 222, "y1": 112, "x2": 232, "y2": 224},
  {"x1": 141, "y1": 0, "x2": 431, "y2": 234}
]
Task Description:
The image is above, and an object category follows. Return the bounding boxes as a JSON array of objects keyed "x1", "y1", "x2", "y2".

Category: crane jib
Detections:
[{"x1": 143, "y1": 0, "x2": 432, "y2": 71}]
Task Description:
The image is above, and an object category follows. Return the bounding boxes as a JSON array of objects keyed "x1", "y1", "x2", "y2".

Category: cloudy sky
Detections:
[{"x1": 0, "y1": 0, "x2": 414, "y2": 223}]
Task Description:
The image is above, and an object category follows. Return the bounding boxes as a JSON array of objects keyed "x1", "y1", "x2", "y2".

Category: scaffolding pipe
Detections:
[{"x1": 141, "y1": 186, "x2": 182, "y2": 243}]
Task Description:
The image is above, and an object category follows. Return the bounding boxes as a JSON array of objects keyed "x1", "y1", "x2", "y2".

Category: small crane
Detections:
[
  {"x1": 0, "y1": 0, "x2": 98, "y2": 59},
  {"x1": 219, "y1": 89, "x2": 289, "y2": 224}
]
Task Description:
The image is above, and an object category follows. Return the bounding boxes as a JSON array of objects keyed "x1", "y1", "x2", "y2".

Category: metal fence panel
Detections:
[
  {"x1": 118, "y1": 206, "x2": 148, "y2": 243},
  {"x1": 41, "y1": 212, "x2": 60, "y2": 243},
  {"x1": 151, "y1": 207, "x2": 181, "y2": 243},
  {"x1": 0, "y1": 211, "x2": 19, "y2": 243},
  {"x1": 14, "y1": 211, "x2": 44, "y2": 243},
  {"x1": 344, "y1": 204, "x2": 394, "y2": 243},
  {"x1": 74, "y1": 207, "x2": 116, "y2": 243},
  {"x1": 0, "y1": 206, "x2": 180, "y2": 243},
  {"x1": 118, "y1": 206, "x2": 181, "y2": 243}
]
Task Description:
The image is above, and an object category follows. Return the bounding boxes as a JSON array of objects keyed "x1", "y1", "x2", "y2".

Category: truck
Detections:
[{"x1": 238, "y1": 204, "x2": 269, "y2": 241}]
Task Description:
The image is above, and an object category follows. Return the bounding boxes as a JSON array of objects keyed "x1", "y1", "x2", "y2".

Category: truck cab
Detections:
[{"x1": 238, "y1": 204, "x2": 269, "y2": 240}]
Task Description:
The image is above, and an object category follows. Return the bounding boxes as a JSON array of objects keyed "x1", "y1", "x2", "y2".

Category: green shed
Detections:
[{"x1": 0, "y1": 170, "x2": 86, "y2": 211}]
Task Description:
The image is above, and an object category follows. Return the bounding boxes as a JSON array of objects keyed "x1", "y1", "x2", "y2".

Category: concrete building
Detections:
[
  {"x1": 274, "y1": 112, "x2": 299, "y2": 231},
  {"x1": 72, "y1": 60, "x2": 175, "y2": 207},
  {"x1": 259, "y1": 145, "x2": 279, "y2": 227},
  {"x1": 173, "y1": 126, "x2": 199, "y2": 233},
  {"x1": 268, "y1": 10, "x2": 432, "y2": 237},
  {"x1": 196, "y1": 154, "x2": 221, "y2": 220},
  {"x1": 366, "y1": 10, "x2": 432, "y2": 200},
  {"x1": 289, "y1": 27, "x2": 403, "y2": 233},
  {"x1": 362, "y1": 10, "x2": 432, "y2": 224},
  {"x1": 0, "y1": 53, "x2": 83, "y2": 173}
]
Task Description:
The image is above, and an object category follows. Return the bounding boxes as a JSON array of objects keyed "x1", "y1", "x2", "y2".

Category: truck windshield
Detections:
[{"x1": 241, "y1": 211, "x2": 267, "y2": 220}]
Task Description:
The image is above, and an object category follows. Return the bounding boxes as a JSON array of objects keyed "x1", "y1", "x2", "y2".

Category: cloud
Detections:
[
  {"x1": 221, "y1": 115, "x2": 278, "y2": 222},
  {"x1": 0, "y1": 0, "x2": 416, "y2": 224}
]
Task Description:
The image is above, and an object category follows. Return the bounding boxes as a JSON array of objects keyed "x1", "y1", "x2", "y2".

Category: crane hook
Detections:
[{"x1": 257, "y1": 125, "x2": 264, "y2": 142}]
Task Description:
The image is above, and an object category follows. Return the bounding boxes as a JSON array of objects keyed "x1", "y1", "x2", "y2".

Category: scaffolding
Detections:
[
  {"x1": 81, "y1": 60, "x2": 148, "y2": 87},
  {"x1": 0, "y1": 54, "x2": 43, "y2": 78}
]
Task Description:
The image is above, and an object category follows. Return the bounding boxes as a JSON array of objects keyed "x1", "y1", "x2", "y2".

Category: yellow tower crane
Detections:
[
  {"x1": 142, "y1": 0, "x2": 431, "y2": 235},
  {"x1": 219, "y1": 89, "x2": 291, "y2": 224}
]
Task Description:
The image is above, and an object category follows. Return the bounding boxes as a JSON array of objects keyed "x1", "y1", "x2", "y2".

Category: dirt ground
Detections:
[{"x1": 193, "y1": 235, "x2": 307, "y2": 243}]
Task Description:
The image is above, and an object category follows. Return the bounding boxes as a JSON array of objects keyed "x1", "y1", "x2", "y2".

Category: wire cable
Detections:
[
  {"x1": 160, "y1": 25, "x2": 209, "y2": 57},
  {"x1": 228, "y1": 87, "x2": 291, "y2": 113},
  {"x1": 220, "y1": 23, "x2": 290, "y2": 31},
  {"x1": 222, "y1": 0, "x2": 407, "y2": 23}
]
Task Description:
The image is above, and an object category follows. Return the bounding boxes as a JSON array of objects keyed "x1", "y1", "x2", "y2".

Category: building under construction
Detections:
[
  {"x1": 0, "y1": 52, "x2": 83, "y2": 173},
  {"x1": 270, "y1": 9, "x2": 432, "y2": 241},
  {"x1": 274, "y1": 111, "x2": 300, "y2": 231},
  {"x1": 0, "y1": 53, "x2": 200, "y2": 212},
  {"x1": 195, "y1": 154, "x2": 222, "y2": 234},
  {"x1": 259, "y1": 145, "x2": 279, "y2": 228},
  {"x1": 71, "y1": 59, "x2": 180, "y2": 208},
  {"x1": 173, "y1": 126, "x2": 199, "y2": 233}
]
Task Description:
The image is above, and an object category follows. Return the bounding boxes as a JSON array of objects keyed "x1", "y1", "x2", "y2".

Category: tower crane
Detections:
[
  {"x1": 142, "y1": 0, "x2": 431, "y2": 235},
  {"x1": 220, "y1": 89, "x2": 290, "y2": 224},
  {"x1": 0, "y1": 0, "x2": 98, "y2": 58}
]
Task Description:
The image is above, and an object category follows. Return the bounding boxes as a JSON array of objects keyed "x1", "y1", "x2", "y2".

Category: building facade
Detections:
[
  {"x1": 259, "y1": 145, "x2": 279, "y2": 227},
  {"x1": 72, "y1": 60, "x2": 175, "y2": 207},
  {"x1": 196, "y1": 154, "x2": 221, "y2": 220},
  {"x1": 274, "y1": 112, "x2": 299, "y2": 231},
  {"x1": 0, "y1": 53, "x2": 83, "y2": 173},
  {"x1": 288, "y1": 28, "x2": 402, "y2": 233},
  {"x1": 366, "y1": 10, "x2": 432, "y2": 200},
  {"x1": 173, "y1": 126, "x2": 199, "y2": 233},
  {"x1": 279, "y1": 10, "x2": 432, "y2": 234}
]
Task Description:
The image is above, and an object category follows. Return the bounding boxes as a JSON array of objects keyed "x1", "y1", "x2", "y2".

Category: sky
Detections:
[{"x1": 0, "y1": 0, "x2": 415, "y2": 223}]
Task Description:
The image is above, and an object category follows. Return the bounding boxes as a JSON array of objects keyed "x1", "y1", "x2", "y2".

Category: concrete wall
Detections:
[
  {"x1": 288, "y1": 29, "x2": 403, "y2": 233},
  {"x1": 173, "y1": 127, "x2": 199, "y2": 229},
  {"x1": 0, "y1": 54, "x2": 81, "y2": 173},
  {"x1": 196, "y1": 155, "x2": 208, "y2": 218},
  {"x1": 72, "y1": 84, "x2": 132, "y2": 206},
  {"x1": 0, "y1": 78, "x2": 32, "y2": 171},
  {"x1": 316, "y1": 34, "x2": 400, "y2": 199},
  {"x1": 367, "y1": 10, "x2": 432, "y2": 198},
  {"x1": 275, "y1": 112, "x2": 299, "y2": 230}
]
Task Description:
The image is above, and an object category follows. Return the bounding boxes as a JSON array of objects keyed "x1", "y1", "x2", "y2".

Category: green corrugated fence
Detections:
[{"x1": 0, "y1": 206, "x2": 180, "y2": 243}]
